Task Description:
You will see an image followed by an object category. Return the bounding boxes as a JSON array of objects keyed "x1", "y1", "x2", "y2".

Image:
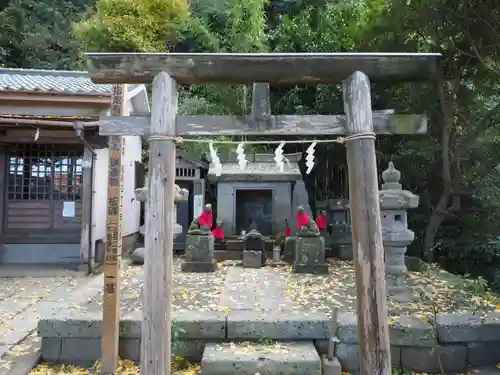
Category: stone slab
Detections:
[
  {"x1": 226, "y1": 311, "x2": 330, "y2": 340},
  {"x1": 0, "y1": 335, "x2": 41, "y2": 375},
  {"x1": 337, "y1": 312, "x2": 436, "y2": 346},
  {"x1": 219, "y1": 267, "x2": 297, "y2": 311},
  {"x1": 334, "y1": 343, "x2": 401, "y2": 372},
  {"x1": 436, "y1": 312, "x2": 500, "y2": 343},
  {"x1": 173, "y1": 311, "x2": 227, "y2": 339},
  {"x1": 467, "y1": 341, "x2": 500, "y2": 366},
  {"x1": 180, "y1": 260, "x2": 217, "y2": 273},
  {"x1": 400, "y1": 344, "x2": 467, "y2": 373},
  {"x1": 37, "y1": 312, "x2": 103, "y2": 338},
  {"x1": 39, "y1": 310, "x2": 225, "y2": 340},
  {"x1": 201, "y1": 341, "x2": 321, "y2": 375},
  {"x1": 59, "y1": 338, "x2": 102, "y2": 366}
]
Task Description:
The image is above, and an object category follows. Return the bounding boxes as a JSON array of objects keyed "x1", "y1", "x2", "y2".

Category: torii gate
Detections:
[{"x1": 89, "y1": 52, "x2": 439, "y2": 375}]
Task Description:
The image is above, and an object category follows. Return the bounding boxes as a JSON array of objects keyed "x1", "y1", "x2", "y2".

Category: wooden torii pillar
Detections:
[{"x1": 90, "y1": 52, "x2": 439, "y2": 375}]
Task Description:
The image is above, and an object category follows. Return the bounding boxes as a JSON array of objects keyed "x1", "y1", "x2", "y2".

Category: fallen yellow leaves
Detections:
[{"x1": 29, "y1": 359, "x2": 201, "y2": 374}]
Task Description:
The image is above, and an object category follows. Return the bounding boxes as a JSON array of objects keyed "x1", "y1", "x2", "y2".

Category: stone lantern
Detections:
[
  {"x1": 131, "y1": 182, "x2": 189, "y2": 264},
  {"x1": 327, "y1": 198, "x2": 353, "y2": 260},
  {"x1": 379, "y1": 162, "x2": 419, "y2": 300}
]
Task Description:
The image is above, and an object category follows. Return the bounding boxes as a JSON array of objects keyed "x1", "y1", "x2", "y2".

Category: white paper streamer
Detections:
[
  {"x1": 274, "y1": 142, "x2": 285, "y2": 172},
  {"x1": 305, "y1": 142, "x2": 317, "y2": 174},
  {"x1": 209, "y1": 141, "x2": 222, "y2": 176},
  {"x1": 236, "y1": 142, "x2": 248, "y2": 170}
]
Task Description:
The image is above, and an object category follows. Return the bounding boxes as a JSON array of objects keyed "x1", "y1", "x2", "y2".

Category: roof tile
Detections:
[{"x1": 0, "y1": 68, "x2": 112, "y2": 94}]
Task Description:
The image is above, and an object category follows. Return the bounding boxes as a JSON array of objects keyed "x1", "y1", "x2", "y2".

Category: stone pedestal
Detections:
[
  {"x1": 243, "y1": 250, "x2": 263, "y2": 268},
  {"x1": 383, "y1": 231, "x2": 414, "y2": 297},
  {"x1": 379, "y1": 162, "x2": 419, "y2": 301},
  {"x1": 283, "y1": 237, "x2": 296, "y2": 264},
  {"x1": 292, "y1": 236, "x2": 329, "y2": 274},
  {"x1": 181, "y1": 234, "x2": 217, "y2": 272},
  {"x1": 242, "y1": 229, "x2": 266, "y2": 267}
]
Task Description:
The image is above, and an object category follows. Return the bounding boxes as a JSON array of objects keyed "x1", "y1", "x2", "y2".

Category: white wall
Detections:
[
  {"x1": 91, "y1": 137, "x2": 142, "y2": 241},
  {"x1": 92, "y1": 148, "x2": 109, "y2": 244},
  {"x1": 121, "y1": 135, "x2": 142, "y2": 236}
]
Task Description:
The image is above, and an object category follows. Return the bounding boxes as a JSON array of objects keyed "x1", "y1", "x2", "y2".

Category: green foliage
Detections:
[
  {"x1": 0, "y1": 0, "x2": 92, "y2": 69},
  {"x1": 74, "y1": 0, "x2": 190, "y2": 52}
]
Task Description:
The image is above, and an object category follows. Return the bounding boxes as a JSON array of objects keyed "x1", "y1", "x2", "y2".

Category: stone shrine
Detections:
[
  {"x1": 242, "y1": 229, "x2": 266, "y2": 268},
  {"x1": 131, "y1": 183, "x2": 189, "y2": 265},
  {"x1": 292, "y1": 206, "x2": 329, "y2": 274},
  {"x1": 182, "y1": 204, "x2": 217, "y2": 272},
  {"x1": 379, "y1": 162, "x2": 419, "y2": 300},
  {"x1": 208, "y1": 153, "x2": 303, "y2": 236}
]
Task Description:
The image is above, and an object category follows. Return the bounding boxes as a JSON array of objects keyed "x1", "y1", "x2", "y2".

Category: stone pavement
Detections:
[
  {"x1": 219, "y1": 267, "x2": 297, "y2": 311},
  {"x1": 0, "y1": 272, "x2": 103, "y2": 359}
]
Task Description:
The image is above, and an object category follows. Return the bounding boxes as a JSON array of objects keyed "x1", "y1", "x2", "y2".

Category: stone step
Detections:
[{"x1": 201, "y1": 341, "x2": 322, "y2": 375}]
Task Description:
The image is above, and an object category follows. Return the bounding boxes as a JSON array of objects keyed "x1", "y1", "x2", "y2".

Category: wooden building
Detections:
[{"x1": 0, "y1": 68, "x2": 149, "y2": 266}]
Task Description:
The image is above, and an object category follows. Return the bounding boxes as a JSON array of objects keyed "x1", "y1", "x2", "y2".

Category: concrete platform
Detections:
[{"x1": 201, "y1": 341, "x2": 321, "y2": 375}]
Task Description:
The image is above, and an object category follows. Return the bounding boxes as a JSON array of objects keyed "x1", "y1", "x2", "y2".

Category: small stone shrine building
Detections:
[{"x1": 208, "y1": 153, "x2": 302, "y2": 237}]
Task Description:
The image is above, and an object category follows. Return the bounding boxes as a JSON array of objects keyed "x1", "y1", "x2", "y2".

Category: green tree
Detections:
[
  {"x1": 0, "y1": 0, "x2": 92, "y2": 69},
  {"x1": 362, "y1": 0, "x2": 500, "y2": 269}
]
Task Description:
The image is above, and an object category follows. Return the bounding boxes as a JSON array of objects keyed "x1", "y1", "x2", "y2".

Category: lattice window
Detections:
[
  {"x1": 7, "y1": 144, "x2": 83, "y2": 201},
  {"x1": 176, "y1": 167, "x2": 195, "y2": 178}
]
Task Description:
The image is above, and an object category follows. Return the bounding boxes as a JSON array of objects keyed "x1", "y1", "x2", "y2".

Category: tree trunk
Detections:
[
  {"x1": 423, "y1": 68, "x2": 456, "y2": 262},
  {"x1": 423, "y1": 194, "x2": 449, "y2": 262}
]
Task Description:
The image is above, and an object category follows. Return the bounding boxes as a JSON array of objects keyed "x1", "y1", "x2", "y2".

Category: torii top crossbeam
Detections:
[{"x1": 86, "y1": 52, "x2": 440, "y2": 84}]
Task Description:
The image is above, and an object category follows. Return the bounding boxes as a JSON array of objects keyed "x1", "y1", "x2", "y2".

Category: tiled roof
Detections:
[{"x1": 0, "y1": 68, "x2": 112, "y2": 95}]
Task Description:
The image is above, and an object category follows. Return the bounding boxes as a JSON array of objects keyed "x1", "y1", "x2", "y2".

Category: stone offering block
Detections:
[
  {"x1": 201, "y1": 341, "x2": 321, "y2": 375},
  {"x1": 182, "y1": 234, "x2": 216, "y2": 273},
  {"x1": 283, "y1": 236, "x2": 296, "y2": 264},
  {"x1": 243, "y1": 250, "x2": 263, "y2": 268},
  {"x1": 293, "y1": 236, "x2": 329, "y2": 274}
]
